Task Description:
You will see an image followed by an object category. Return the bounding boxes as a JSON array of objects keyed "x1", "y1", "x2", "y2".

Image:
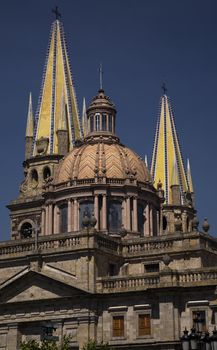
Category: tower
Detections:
[
  {"x1": 151, "y1": 89, "x2": 195, "y2": 234},
  {"x1": 8, "y1": 16, "x2": 81, "y2": 239}
]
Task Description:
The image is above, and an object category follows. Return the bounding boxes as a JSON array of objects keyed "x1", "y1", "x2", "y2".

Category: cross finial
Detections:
[
  {"x1": 52, "y1": 6, "x2": 61, "y2": 20},
  {"x1": 162, "y1": 82, "x2": 167, "y2": 95},
  {"x1": 99, "y1": 63, "x2": 103, "y2": 90}
]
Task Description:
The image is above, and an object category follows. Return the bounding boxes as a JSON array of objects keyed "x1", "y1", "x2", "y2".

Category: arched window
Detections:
[
  {"x1": 43, "y1": 167, "x2": 51, "y2": 180},
  {"x1": 31, "y1": 169, "x2": 38, "y2": 187},
  {"x1": 163, "y1": 216, "x2": 167, "y2": 231},
  {"x1": 59, "y1": 204, "x2": 68, "y2": 233},
  {"x1": 102, "y1": 113, "x2": 107, "y2": 131},
  {"x1": 20, "y1": 222, "x2": 33, "y2": 238},
  {"x1": 108, "y1": 115, "x2": 113, "y2": 132},
  {"x1": 108, "y1": 200, "x2": 122, "y2": 232},
  {"x1": 95, "y1": 113, "x2": 100, "y2": 131},
  {"x1": 79, "y1": 200, "x2": 94, "y2": 229}
]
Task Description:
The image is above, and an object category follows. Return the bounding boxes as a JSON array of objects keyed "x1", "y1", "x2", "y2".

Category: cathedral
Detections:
[{"x1": 0, "y1": 13, "x2": 217, "y2": 350}]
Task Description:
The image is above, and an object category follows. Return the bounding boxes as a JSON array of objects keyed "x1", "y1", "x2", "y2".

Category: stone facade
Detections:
[{"x1": 1, "y1": 15, "x2": 216, "y2": 350}]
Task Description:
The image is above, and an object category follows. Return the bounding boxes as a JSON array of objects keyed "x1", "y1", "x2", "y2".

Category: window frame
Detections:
[
  {"x1": 95, "y1": 113, "x2": 101, "y2": 131},
  {"x1": 134, "y1": 306, "x2": 152, "y2": 339},
  {"x1": 111, "y1": 313, "x2": 126, "y2": 339}
]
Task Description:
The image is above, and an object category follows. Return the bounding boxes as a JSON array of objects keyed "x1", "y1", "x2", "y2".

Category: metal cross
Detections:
[
  {"x1": 162, "y1": 82, "x2": 167, "y2": 95},
  {"x1": 99, "y1": 63, "x2": 103, "y2": 90},
  {"x1": 52, "y1": 6, "x2": 61, "y2": 20}
]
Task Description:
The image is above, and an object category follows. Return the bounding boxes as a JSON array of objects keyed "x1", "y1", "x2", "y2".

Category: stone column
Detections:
[
  {"x1": 102, "y1": 194, "x2": 107, "y2": 230},
  {"x1": 68, "y1": 199, "x2": 72, "y2": 232},
  {"x1": 53, "y1": 204, "x2": 59, "y2": 234},
  {"x1": 48, "y1": 203, "x2": 53, "y2": 235},
  {"x1": 150, "y1": 205, "x2": 153, "y2": 236},
  {"x1": 41, "y1": 208, "x2": 45, "y2": 235},
  {"x1": 7, "y1": 323, "x2": 21, "y2": 349},
  {"x1": 182, "y1": 211, "x2": 187, "y2": 233},
  {"x1": 144, "y1": 204, "x2": 150, "y2": 236},
  {"x1": 122, "y1": 200, "x2": 126, "y2": 229},
  {"x1": 126, "y1": 196, "x2": 131, "y2": 231},
  {"x1": 159, "y1": 208, "x2": 163, "y2": 235},
  {"x1": 94, "y1": 194, "x2": 99, "y2": 230},
  {"x1": 132, "y1": 197, "x2": 138, "y2": 232},
  {"x1": 74, "y1": 199, "x2": 78, "y2": 231},
  {"x1": 45, "y1": 205, "x2": 49, "y2": 235}
]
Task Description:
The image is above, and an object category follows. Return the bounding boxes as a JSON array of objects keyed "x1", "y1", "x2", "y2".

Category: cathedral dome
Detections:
[{"x1": 54, "y1": 139, "x2": 151, "y2": 184}]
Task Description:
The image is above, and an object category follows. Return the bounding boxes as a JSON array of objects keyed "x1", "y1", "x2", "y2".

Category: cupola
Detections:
[{"x1": 85, "y1": 89, "x2": 116, "y2": 136}]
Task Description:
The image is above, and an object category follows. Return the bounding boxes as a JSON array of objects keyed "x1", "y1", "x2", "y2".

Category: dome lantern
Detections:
[{"x1": 85, "y1": 89, "x2": 117, "y2": 137}]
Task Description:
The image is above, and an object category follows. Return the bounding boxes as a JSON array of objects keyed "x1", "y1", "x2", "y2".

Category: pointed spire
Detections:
[
  {"x1": 82, "y1": 97, "x2": 88, "y2": 137},
  {"x1": 144, "y1": 155, "x2": 148, "y2": 167},
  {"x1": 187, "y1": 158, "x2": 194, "y2": 193},
  {"x1": 25, "y1": 92, "x2": 34, "y2": 137},
  {"x1": 151, "y1": 92, "x2": 188, "y2": 204},
  {"x1": 32, "y1": 19, "x2": 81, "y2": 156}
]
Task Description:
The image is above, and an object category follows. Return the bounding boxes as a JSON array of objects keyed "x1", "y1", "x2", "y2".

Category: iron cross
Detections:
[
  {"x1": 162, "y1": 82, "x2": 167, "y2": 95},
  {"x1": 99, "y1": 63, "x2": 103, "y2": 90},
  {"x1": 52, "y1": 6, "x2": 61, "y2": 20}
]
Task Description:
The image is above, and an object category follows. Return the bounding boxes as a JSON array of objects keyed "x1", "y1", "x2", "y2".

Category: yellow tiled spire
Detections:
[
  {"x1": 187, "y1": 158, "x2": 194, "y2": 193},
  {"x1": 151, "y1": 92, "x2": 188, "y2": 204},
  {"x1": 33, "y1": 19, "x2": 81, "y2": 156},
  {"x1": 25, "y1": 92, "x2": 34, "y2": 138}
]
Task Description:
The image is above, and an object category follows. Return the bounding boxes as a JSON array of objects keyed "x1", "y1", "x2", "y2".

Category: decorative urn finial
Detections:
[
  {"x1": 202, "y1": 218, "x2": 210, "y2": 233},
  {"x1": 192, "y1": 215, "x2": 199, "y2": 231}
]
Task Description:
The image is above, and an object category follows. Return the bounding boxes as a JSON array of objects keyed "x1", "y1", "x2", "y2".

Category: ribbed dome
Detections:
[{"x1": 54, "y1": 140, "x2": 151, "y2": 184}]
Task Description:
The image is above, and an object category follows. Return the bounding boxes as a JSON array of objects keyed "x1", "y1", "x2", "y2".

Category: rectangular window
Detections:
[
  {"x1": 144, "y1": 263, "x2": 159, "y2": 273},
  {"x1": 192, "y1": 310, "x2": 206, "y2": 332},
  {"x1": 138, "y1": 314, "x2": 151, "y2": 336},
  {"x1": 113, "y1": 316, "x2": 124, "y2": 337}
]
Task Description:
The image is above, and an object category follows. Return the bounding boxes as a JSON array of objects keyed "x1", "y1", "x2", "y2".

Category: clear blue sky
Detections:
[{"x1": 0, "y1": 0, "x2": 216, "y2": 240}]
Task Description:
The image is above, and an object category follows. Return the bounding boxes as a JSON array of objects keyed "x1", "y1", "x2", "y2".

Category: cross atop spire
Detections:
[
  {"x1": 99, "y1": 63, "x2": 103, "y2": 90},
  {"x1": 52, "y1": 6, "x2": 61, "y2": 20},
  {"x1": 161, "y1": 82, "x2": 167, "y2": 95}
]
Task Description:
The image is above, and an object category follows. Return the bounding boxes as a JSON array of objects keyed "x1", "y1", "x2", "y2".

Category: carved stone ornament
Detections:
[{"x1": 36, "y1": 137, "x2": 49, "y2": 155}]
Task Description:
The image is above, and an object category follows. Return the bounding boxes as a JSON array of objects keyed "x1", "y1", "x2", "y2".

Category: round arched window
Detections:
[
  {"x1": 163, "y1": 216, "x2": 167, "y2": 231},
  {"x1": 43, "y1": 167, "x2": 51, "y2": 180},
  {"x1": 20, "y1": 222, "x2": 33, "y2": 238},
  {"x1": 31, "y1": 169, "x2": 38, "y2": 187}
]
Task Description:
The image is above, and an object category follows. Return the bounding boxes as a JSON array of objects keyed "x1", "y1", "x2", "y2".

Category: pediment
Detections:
[{"x1": 0, "y1": 270, "x2": 88, "y2": 304}]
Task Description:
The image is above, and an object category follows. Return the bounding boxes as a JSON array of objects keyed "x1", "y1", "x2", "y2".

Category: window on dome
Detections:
[
  {"x1": 95, "y1": 113, "x2": 100, "y2": 131},
  {"x1": 79, "y1": 201, "x2": 94, "y2": 229},
  {"x1": 102, "y1": 113, "x2": 107, "y2": 131},
  {"x1": 108, "y1": 200, "x2": 122, "y2": 232},
  {"x1": 108, "y1": 115, "x2": 113, "y2": 132},
  {"x1": 59, "y1": 204, "x2": 68, "y2": 233},
  {"x1": 138, "y1": 204, "x2": 144, "y2": 233}
]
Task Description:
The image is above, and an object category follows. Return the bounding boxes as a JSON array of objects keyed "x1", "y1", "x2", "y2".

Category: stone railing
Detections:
[
  {"x1": 97, "y1": 273, "x2": 160, "y2": 293},
  {"x1": 96, "y1": 234, "x2": 121, "y2": 254},
  {"x1": 124, "y1": 239, "x2": 174, "y2": 255},
  {"x1": 0, "y1": 232, "x2": 121, "y2": 258},
  {"x1": 0, "y1": 233, "x2": 82, "y2": 257},
  {"x1": 97, "y1": 267, "x2": 217, "y2": 293},
  {"x1": 177, "y1": 268, "x2": 217, "y2": 285}
]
